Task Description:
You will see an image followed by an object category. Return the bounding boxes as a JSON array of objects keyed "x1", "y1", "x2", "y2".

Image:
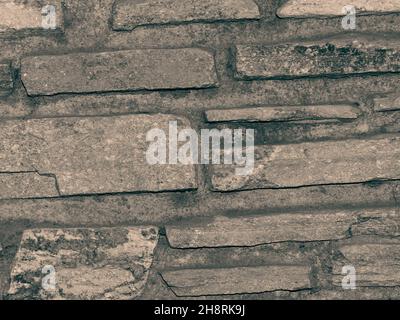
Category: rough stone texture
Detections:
[
  {"x1": 374, "y1": 93, "x2": 400, "y2": 112},
  {"x1": 277, "y1": 0, "x2": 400, "y2": 18},
  {"x1": 0, "y1": 172, "x2": 59, "y2": 199},
  {"x1": 211, "y1": 136, "x2": 400, "y2": 192},
  {"x1": 112, "y1": 0, "x2": 261, "y2": 30},
  {"x1": 167, "y1": 208, "x2": 400, "y2": 248},
  {"x1": 0, "y1": 0, "x2": 64, "y2": 34},
  {"x1": 332, "y1": 243, "x2": 400, "y2": 287},
  {"x1": 2, "y1": 0, "x2": 400, "y2": 301},
  {"x1": 0, "y1": 63, "x2": 13, "y2": 96},
  {"x1": 7, "y1": 226, "x2": 159, "y2": 300},
  {"x1": 21, "y1": 48, "x2": 218, "y2": 96},
  {"x1": 162, "y1": 265, "x2": 311, "y2": 296},
  {"x1": 235, "y1": 39, "x2": 400, "y2": 80},
  {"x1": 206, "y1": 105, "x2": 360, "y2": 123},
  {"x1": 0, "y1": 114, "x2": 197, "y2": 197}
]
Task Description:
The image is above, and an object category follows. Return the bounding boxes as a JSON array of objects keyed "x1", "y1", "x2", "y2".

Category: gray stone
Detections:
[
  {"x1": 374, "y1": 93, "x2": 400, "y2": 112},
  {"x1": 113, "y1": 0, "x2": 261, "y2": 30},
  {"x1": 162, "y1": 265, "x2": 311, "y2": 296},
  {"x1": 211, "y1": 136, "x2": 400, "y2": 191},
  {"x1": 206, "y1": 105, "x2": 360, "y2": 123},
  {"x1": 7, "y1": 226, "x2": 159, "y2": 300},
  {"x1": 0, "y1": 114, "x2": 197, "y2": 198},
  {"x1": 21, "y1": 48, "x2": 218, "y2": 96},
  {"x1": 0, "y1": 172, "x2": 59, "y2": 199},
  {"x1": 277, "y1": 0, "x2": 400, "y2": 18},
  {"x1": 0, "y1": 63, "x2": 13, "y2": 96},
  {"x1": 0, "y1": 0, "x2": 64, "y2": 33},
  {"x1": 166, "y1": 208, "x2": 400, "y2": 248},
  {"x1": 332, "y1": 243, "x2": 400, "y2": 287},
  {"x1": 235, "y1": 39, "x2": 400, "y2": 80}
]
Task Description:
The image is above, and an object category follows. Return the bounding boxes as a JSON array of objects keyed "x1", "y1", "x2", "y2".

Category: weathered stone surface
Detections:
[
  {"x1": 112, "y1": 0, "x2": 261, "y2": 30},
  {"x1": 166, "y1": 208, "x2": 400, "y2": 248},
  {"x1": 235, "y1": 39, "x2": 400, "y2": 80},
  {"x1": 0, "y1": 114, "x2": 197, "y2": 197},
  {"x1": 21, "y1": 48, "x2": 218, "y2": 96},
  {"x1": 332, "y1": 243, "x2": 400, "y2": 287},
  {"x1": 0, "y1": 0, "x2": 63, "y2": 33},
  {"x1": 162, "y1": 265, "x2": 311, "y2": 296},
  {"x1": 374, "y1": 93, "x2": 400, "y2": 112},
  {"x1": 277, "y1": 0, "x2": 400, "y2": 18},
  {"x1": 211, "y1": 136, "x2": 400, "y2": 192},
  {"x1": 0, "y1": 172, "x2": 59, "y2": 199},
  {"x1": 7, "y1": 226, "x2": 159, "y2": 300},
  {"x1": 0, "y1": 63, "x2": 13, "y2": 96},
  {"x1": 206, "y1": 105, "x2": 360, "y2": 123},
  {"x1": 166, "y1": 212, "x2": 353, "y2": 248}
]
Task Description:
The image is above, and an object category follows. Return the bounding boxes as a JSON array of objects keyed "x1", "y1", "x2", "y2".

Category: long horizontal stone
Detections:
[
  {"x1": 21, "y1": 48, "x2": 218, "y2": 96},
  {"x1": 206, "y1": 105, "x2": 360, "y2": 123},
  {"x1": 374, "y1": 93, "x2": 400, "y2": 112},
  {"x1": 277, "y1": 0, "x2": 400, "y2": 18},
  {"x1": 7, "y1": 227, "x2": 159, "y2": 300},
  {"x1": 166, "y1": 208, "x2": 400, "y2": 248},
  {"x1": 0, "y1": 114, "x2": 197, "y2": 197},
  {"x1": 162, "y1": 265, "x2": 311, "y2": 296},
  {"x1": 332, "y1": 243, "x2": 400, "y2": 287},
  {"x1": 211, "y1": 136, "x2": 400, "y2": 191},
  {"x1": 235, "y1": 39, "x2": 400, "y2": 80},
  {"x1": 0, "y1": 0, "x2": 63, "y2": 33},
  {"x1": 0, "y1": 63, "x2": 13, "y2": 96},
  {"x1": 112, "y1": 0, "x2": 261, "y2": 30}
]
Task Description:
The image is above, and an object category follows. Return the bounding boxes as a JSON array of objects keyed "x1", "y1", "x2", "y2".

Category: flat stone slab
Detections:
[
  {"x1": 0, "y1": 0, "x2": 63, "y2": 33},
  {"x1": 7, "y1": 226, "x2": 159, "y2": 300},
  {"x1": 211, "y1": 136, "x2": 400, "y2": 191},
  {"x1": 21, "y1": 48, "x2": 218, "y2": 96},
  {"x1": 205, "y1": 104, "x2": 360, "y2": 123},
  {"x1": 235, "y1": 39, "x2": 400, "y2": 80},
  {"x1": 0, "y1": 63, "x2": 13, "y2": 96},
  {"x1": 332, "y1": 243, "x2": 400, "y2": 287},
  {"x1": 0, "y1": 114, "x2": 197, "y2": 198},
  {"x1": 374, "y1": 93, "x2": 400, "y2": 112},
  {"x1": 112, "y1": 0, "x2": 261, "y2": 30},
  {"x1": 162, "y1": 265, "x2": 311, "y2": 296},
  {"x1": 166, "y1": 208, "x2": 400, "y2": 248},
  {"x1": 277, "y1": 0, "x2": 400, "y2": 18},
  {"x1": 167, "y1": 211, "x2": 352, "y2": 248}
]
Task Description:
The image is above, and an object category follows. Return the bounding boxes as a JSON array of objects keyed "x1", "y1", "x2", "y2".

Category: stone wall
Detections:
[{"x1": 1, "y1": 0, "x2": 400, "y2": 300}]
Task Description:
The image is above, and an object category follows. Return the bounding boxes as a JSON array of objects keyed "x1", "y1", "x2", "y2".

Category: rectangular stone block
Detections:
[
  {"x1": 162, "y1": 265, "x2": 311, "y2": 296},
  {"x1": 0, "y1": 114, "x2": 197, "y2": 198},
  {"x1": 277, "y1": 0, "x2": 400, "y2": 18},
  {"x1": 0, "y1": 63, "x2": 13, "y2": 96},
  {"x1": 211, "y1": 136, "x2": 400, "y2": 191},
  {"x1": 235, "y1": 39, "x2": 400, "y2": 80},
  {"x1": 7, "y1": 227, "x2": 159, "y2": 300},
  {"x1": 112, "y1": 0, "x2": 261, "y2": 30},
  {"x1": 21, "y1": 48, "x2": 218, "y2": 96},
  {"x1": 0, "y1": 0, "x2": 63, "y2": 33},
  {"x1": 332, "y1": 243, "x2": 400, "y2": 287},
  {"x1": 374, "y1": 93, "x2": 400, "y2": 112},
  {"x1": 206, "y1": 105, "x2": 360, "y2": 123}
]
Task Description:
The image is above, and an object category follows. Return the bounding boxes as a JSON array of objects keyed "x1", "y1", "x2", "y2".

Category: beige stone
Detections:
[
  {"x1": 277, "y1": 0, "x2": 400, "y2": 18},
  {"x1": 211, "y1": 136, "x2": 400, "y2": 191},
  {"x1": 0, "y1": 114, "x2": 197, "y2": 197},
  {"x1": 113, "y1": 0, "x2": 261, "y2": 30},
  {"x1": 21, "y1": 48, "x2": 218, "y2": 96},
  {"x1": 8, "y1": 226, "x2": 159, "y2": 300},
  {"x1": 206, "y1": 105, "x2": 360, "y2": 123},
  {"x1": 162, "y1": 265, "x2": 311, "y2": 296}
]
